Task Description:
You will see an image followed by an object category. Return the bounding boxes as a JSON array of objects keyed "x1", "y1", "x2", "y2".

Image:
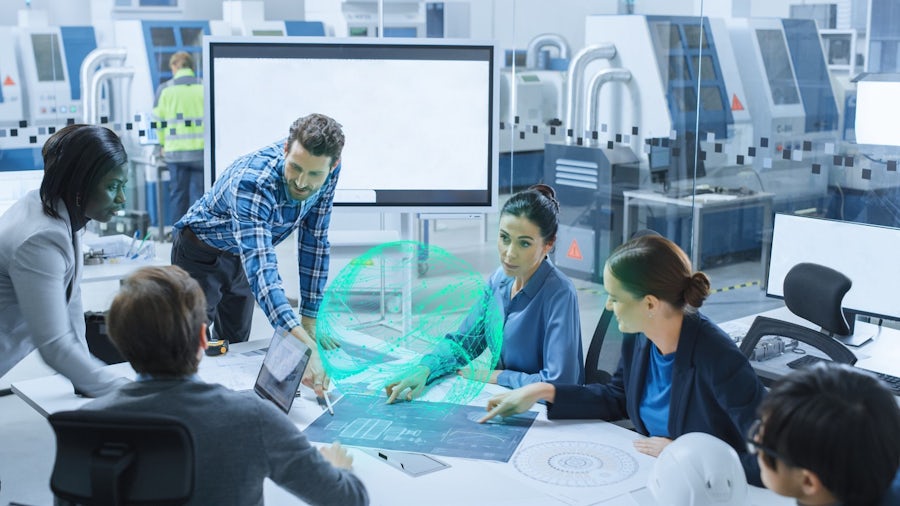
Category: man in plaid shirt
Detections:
[{"x1": 172, "y1": 113, "x2": 343, "y2": 394}]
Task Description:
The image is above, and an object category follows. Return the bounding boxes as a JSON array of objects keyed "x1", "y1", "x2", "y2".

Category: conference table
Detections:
[{"x1": 12, "y1": 333, "x2": 790, "y2": 506}]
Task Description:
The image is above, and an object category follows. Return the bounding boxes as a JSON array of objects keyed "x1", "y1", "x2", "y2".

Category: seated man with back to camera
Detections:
[{"x1": 82, "y1": 265, "x2": 368, "y2": 506}]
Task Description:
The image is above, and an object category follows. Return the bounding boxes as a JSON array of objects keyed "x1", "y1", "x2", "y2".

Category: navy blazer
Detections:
[{"x1": 548, "y1": 312, "x2": 766, "y2": 486}]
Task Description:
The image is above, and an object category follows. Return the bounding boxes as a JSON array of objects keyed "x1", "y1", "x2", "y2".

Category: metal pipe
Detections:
[
  {"x1": 586, "y1": 68, "x2": 633, "y2": 135},
  {"x1": 525, "y1": 33, "x2": 570, "y2": 69},
  {"x1": 90, "y1": 67, "x2": 135, "y2": 125},
  {"x1": 564, "y1": 44, "x2": 616, "y2": 142},
  {"x1": 80, "y1": 48, "x2": 127, "y2": 123}
]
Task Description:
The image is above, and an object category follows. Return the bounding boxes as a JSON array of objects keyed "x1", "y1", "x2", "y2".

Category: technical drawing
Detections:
[
  {"x1": 304, "y1": 394, "x2": 536, "y2": 462},
  {"x1": 513, "y1": 441, "x2": 638, "y2": 487}
]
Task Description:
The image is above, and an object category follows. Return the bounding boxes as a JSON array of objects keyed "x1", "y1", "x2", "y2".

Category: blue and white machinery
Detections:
[{"x1": 499, "y1": 33, "x2": 569, "y2": 191}]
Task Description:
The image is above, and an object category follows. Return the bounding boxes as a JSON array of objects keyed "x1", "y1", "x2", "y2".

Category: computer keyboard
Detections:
[{"x1": 786, "y1": 355, "x2": 900, "y2": 395}]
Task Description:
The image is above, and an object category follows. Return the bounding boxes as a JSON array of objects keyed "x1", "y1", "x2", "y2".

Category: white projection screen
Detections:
[
  {"x1": 767, "y1": 213, "x2": 900, "y2": 320},
  {"x1": 204, "y1": 37, "x2": 499, "y2": 212}
]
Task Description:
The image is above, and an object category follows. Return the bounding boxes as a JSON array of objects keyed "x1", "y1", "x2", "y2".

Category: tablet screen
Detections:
[{"x1": 253, "y1": 330, "x2": 311, "y2": 413}]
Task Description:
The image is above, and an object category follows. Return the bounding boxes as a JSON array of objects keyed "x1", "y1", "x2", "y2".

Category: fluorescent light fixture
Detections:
[{"x1": 854, "y1": 73, "x2": 900, "y2": 147}]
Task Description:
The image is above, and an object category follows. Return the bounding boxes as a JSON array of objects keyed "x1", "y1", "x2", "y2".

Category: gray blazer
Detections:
[
  {"x1": 0, "y1": 190, "x2": 120, "y2": 396},
  {"x1": 85, "y1": 379, "x2": 369, "y2": 506}
]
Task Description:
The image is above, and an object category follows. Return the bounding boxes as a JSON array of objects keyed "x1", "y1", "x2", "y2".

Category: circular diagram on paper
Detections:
[{"x1": 513, "y1": 441, "x2": 638, "y2": 487}]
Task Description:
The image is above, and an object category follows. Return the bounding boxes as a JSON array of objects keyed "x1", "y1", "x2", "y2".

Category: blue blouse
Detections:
[
  {"x1": 422, "y1": 258, "x2": 584, "y2": 388},
  {"x1": 639, "y1": 344, "x2": 675, "y2": 437}
]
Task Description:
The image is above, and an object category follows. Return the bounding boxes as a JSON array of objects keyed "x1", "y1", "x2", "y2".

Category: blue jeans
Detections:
[{"x1": 167, "y1": 160, "x2": 204, "y2": 223}]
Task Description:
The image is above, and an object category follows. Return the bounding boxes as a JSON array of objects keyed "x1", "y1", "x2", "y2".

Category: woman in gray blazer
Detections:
[{"x1": 0, "y1": 124, "x2": 130, "y2": 396}]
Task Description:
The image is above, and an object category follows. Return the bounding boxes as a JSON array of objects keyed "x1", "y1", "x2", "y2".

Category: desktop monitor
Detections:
[
  {"x1": 204, "y1": 36, "x2": 500, "y2": 212},
  {"x1": 767, "y1": 213, "x2": 900, "y2": 322}
]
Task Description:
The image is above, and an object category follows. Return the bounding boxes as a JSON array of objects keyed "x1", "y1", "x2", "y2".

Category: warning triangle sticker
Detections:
[
  {"x1": 567, "y1": 240, "x2": 583, "y2": 260},
  {"x1": 731, "y1": 94, "x2": 744, "y2": 111},
  {"x1": 3, "y1": 75, "x2": 15, "y2": 86}
]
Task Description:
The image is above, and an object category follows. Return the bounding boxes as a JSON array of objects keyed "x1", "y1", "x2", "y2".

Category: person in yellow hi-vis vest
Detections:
[{"x1": 153, "y1": 51, "x2": 204, "y2": 225}]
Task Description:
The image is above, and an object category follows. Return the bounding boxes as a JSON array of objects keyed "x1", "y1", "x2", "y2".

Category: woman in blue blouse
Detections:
[
  {"x1": 479, "y1": 234, "x2": 766, "y2": 486},
  {"x1": 386, "y1": 184, "x2": 584, "y2": 403}
]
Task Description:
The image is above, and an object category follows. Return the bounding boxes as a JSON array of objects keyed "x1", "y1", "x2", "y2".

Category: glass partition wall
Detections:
[{"x1": 499, "y1": 0, "x2": 896, "y2": 323}]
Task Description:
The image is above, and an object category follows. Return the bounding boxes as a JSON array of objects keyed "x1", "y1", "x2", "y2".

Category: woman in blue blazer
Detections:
[{"x1": 480, "y1": 234, "x2": 766, "y2": 486}]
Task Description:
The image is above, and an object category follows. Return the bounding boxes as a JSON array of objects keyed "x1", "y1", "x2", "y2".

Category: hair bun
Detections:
[
  {"x1": 528, "y1": 183, "x2": 559, "y2": 214},
  {"x1": 683, "y1": 272, "x2": 711, "y2": 308}
]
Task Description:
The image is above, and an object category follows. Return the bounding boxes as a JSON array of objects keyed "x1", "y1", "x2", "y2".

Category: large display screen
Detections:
[{"x1": 205, "y1": 37, "x2": 499, "y2": 212}]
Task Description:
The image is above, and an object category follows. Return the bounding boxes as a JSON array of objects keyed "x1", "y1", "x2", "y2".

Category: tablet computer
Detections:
[{"x1": 253, "y1": 330, "x2": 312, "y2": 414}]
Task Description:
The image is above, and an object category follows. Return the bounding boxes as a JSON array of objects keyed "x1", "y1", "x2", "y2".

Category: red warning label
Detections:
[
  {"x1": 731, "y1": 94, "x2": 744, "y2": 111},
  {"x1": 3, "y1": 75, "x2": 15, "y2": 86},
  {"x1": 567, "y1": 240, "x2": 583, "y2": 260}
]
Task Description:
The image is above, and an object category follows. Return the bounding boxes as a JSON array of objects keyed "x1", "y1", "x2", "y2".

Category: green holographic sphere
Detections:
[{"x1": 317, "y1": 241, "x2": 503, "y2": 405}]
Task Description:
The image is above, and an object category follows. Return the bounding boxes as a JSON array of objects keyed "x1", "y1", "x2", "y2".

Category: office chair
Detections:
[
  {"x1": 585, "y1": 308, "x2": 621, "y2": 384},
  {"x1": 739, "y1": 262, "x2": 857, "y2": 379},
  {"x1": 48, "y1": 410, "x2": 195, "y2": 506},
  {"x1": 584, "y1": 229, "x2": 659, "y2": 385}
]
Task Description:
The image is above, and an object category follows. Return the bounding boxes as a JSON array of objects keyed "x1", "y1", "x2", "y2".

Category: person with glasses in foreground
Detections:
[{"x1": 748, "y1": 362, "x2": 900, "y2": 506}]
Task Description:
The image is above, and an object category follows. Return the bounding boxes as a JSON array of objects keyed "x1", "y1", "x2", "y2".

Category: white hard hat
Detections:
[{"x1": 647, "y1": 432, "x2": 749, "y2": 506}]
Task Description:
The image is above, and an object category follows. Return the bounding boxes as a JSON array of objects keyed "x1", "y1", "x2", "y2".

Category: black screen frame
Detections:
[{"x1": 204, "y1": 36, "x2": 500, "y2": 213}]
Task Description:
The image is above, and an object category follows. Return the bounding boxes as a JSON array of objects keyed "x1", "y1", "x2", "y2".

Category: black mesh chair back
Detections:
[
  {"x1": 585, "y1": 308, "x2": 621, "y2": 384},
  {"x1": 48, "y1": 410, "x2": 194, "y2": 506}
]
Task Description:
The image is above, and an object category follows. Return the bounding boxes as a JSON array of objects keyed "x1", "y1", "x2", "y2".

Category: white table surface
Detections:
[{"x1": 12, "y1": 339, "x2": 791, "y2": 506}]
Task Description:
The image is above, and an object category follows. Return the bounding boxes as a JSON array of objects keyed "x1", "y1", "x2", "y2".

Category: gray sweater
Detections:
[
  {"x1": 84, "y1": 378, "x2": 369, "y2": 506},
  {"x1": 0, "y1": 190, "x2": 120, "y2": 395}
]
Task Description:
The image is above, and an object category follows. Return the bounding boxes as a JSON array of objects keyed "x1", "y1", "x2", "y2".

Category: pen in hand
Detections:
[{"x1": 317, "y1": 392, "x2": 335, "y2": 416}]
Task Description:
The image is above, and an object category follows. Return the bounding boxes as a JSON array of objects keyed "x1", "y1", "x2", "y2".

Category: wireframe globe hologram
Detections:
[{"x1": 317, "y1": 241, "x2": 503, "y2": 405}]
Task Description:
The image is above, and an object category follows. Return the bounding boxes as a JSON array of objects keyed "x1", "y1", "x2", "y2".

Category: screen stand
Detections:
[
  {"x1": 345, "y1": 213, "x2": 411, "y2": 335},
  {"x1": 832, "y1": 315, "x2": 876, "y2": 347},
  {"x1": 835, "y1": 333, "x2": 874, "y2": 348}
]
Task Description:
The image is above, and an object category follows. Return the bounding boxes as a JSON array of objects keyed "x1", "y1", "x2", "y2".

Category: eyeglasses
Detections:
[{"x1": 745, "y1": 419, "x2": 790, "y2": 469}]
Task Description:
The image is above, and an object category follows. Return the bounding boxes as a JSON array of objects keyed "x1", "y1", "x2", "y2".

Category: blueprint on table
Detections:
[{"x1": 303, "y1": 394, "x2": 537, "y2": 462}]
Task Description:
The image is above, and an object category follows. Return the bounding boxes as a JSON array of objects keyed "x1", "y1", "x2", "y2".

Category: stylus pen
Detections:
[
  {"x1": 323, "y1": 392, "x2": 334, "y2": 416},
  {"x1": 317, "y1": 393, "x2": 334, "y2": 416}
]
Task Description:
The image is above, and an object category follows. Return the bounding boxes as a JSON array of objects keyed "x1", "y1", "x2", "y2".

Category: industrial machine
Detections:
[
  {"x1": 560, "y1": 14, "x2": 841, "y2": 270},
  {"x1": 553, "y1": 15, "x2": 751, "y2": 272},
  {"x1": 0, "y1": 12, "x2": 107, "y2": 172},
  {"x1": 305, "y1": 0, "x2": 470, "y2": 38},
  {"x1": 727, "y1": 18, "x2": 835, "y2": 209},
  {"x1": 211, "y1": 1, "x2": 325, "y2": 36},
  {"x1": 542, "y1": 38, "x2": 642, "y2": 282},
  {"x1": 499, "y1": 34, "x2": 569, "y2": 191},
  {"x1": 0, "y1": 11, "x2": 113, "y2": 215}
]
